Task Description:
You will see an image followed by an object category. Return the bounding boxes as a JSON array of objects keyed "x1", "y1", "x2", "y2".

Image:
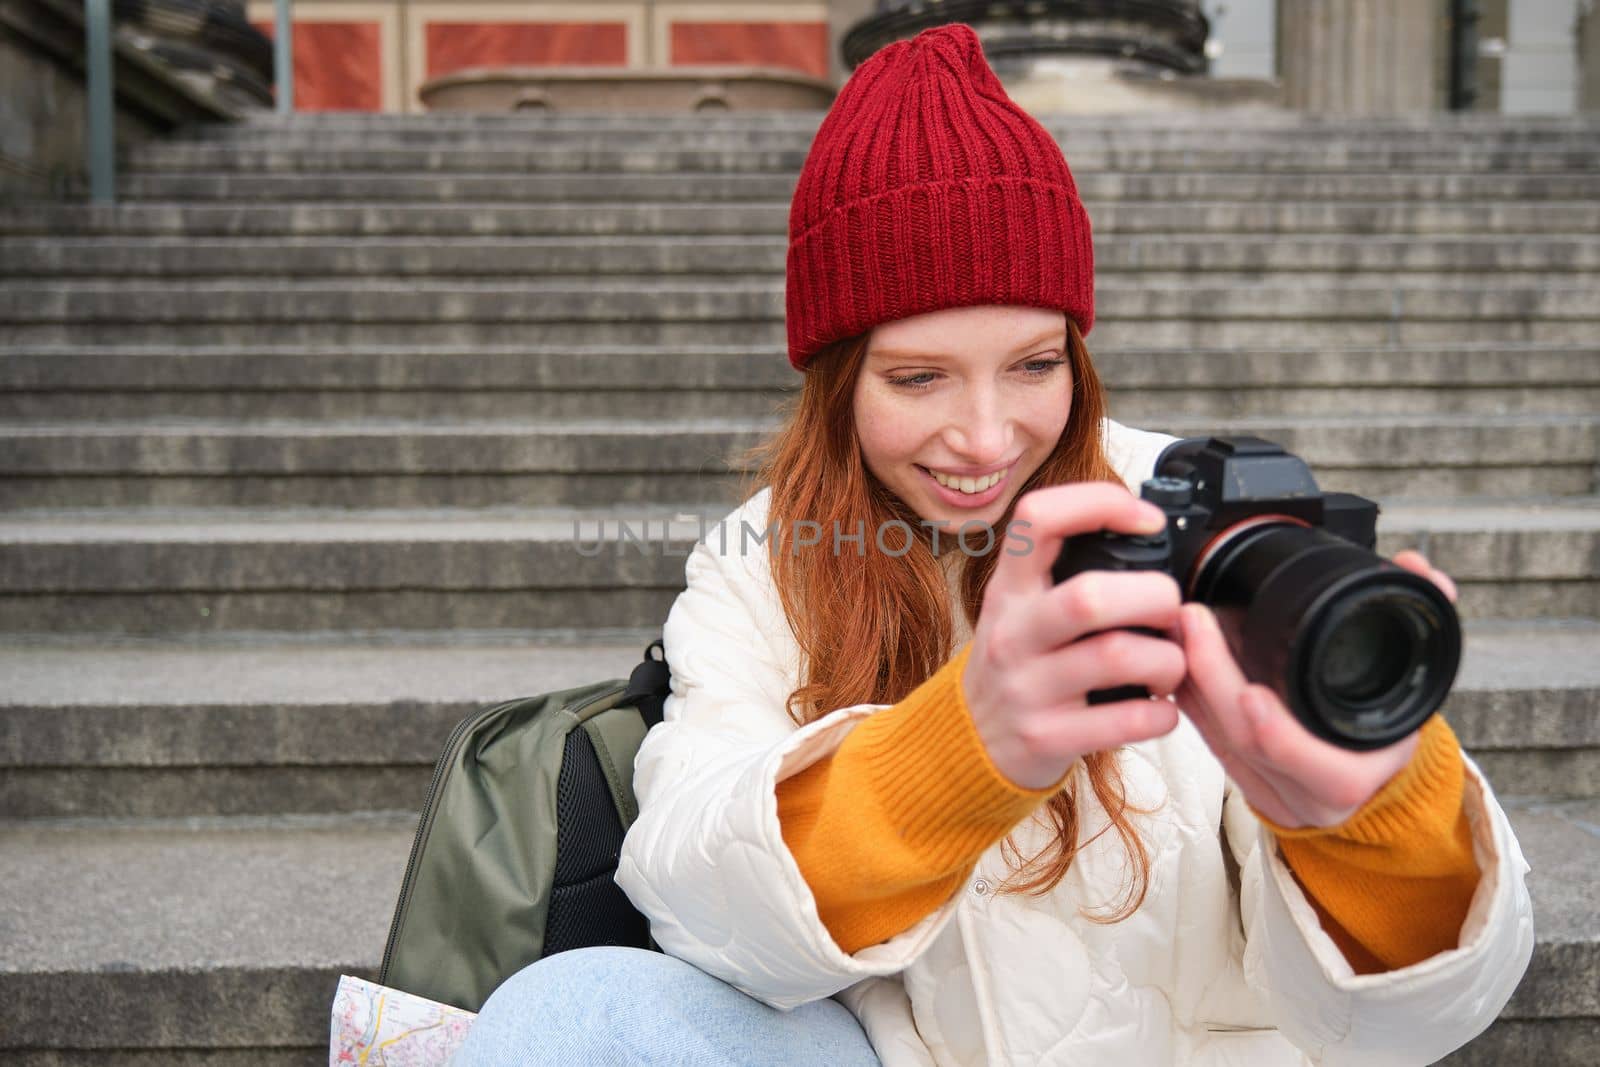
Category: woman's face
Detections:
[{"x1": 853, "y1": 304, "x2": 1073, "y2": 536}]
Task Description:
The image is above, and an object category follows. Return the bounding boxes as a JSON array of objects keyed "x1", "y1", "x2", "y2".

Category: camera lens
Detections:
[
  {"x1": 1303, "y1": 587, "x2": 1448, "y2": 744},
  {"x1": 1191, "y1": 523, "x2": 1461, "y2": 750},
  {"x1": 1318, "y1": 601, "x2": 1412, "y2": 703}
]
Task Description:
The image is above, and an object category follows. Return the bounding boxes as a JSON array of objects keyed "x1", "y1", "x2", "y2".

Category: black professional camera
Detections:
[{"x1": 1051, "y1": 436, "x2": 1461, "y2": 751}]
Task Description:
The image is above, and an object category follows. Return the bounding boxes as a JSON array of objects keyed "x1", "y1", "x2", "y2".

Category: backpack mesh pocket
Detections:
[{"x1": 543, "y1": 726, "x2": 651, "y2": 956}]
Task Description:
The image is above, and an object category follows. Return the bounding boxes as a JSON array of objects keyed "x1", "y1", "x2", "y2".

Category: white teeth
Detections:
[{"x1": 929, "y1": 467, "x2": 1004, "y2": 494}]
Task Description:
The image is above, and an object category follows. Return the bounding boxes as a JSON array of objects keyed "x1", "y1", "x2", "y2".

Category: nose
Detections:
[{"x1": 943, "y1": 381, "x2": 1013, "y2": 465}]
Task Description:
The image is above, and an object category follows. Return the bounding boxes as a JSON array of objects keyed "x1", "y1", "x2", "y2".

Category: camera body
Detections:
[{"x1": 1052, "y1": 436, "x2": 1461, "y2": 751}]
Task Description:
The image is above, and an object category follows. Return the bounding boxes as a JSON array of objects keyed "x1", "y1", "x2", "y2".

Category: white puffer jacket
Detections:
[{"x1": 615, "y1": 418, "x2": 1536, "y2": 1066}]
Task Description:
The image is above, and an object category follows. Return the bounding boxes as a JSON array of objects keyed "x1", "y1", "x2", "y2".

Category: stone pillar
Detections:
[
  {"x1": 1201, "y1": 0, "x2": 1277, "y2": 80},
  {"x1": 829, "y1": 0, "x2": 876, "y2": 86},
  {"x1": 1582, "y1": 0, "x2": 1600, "y2": 111},
  {"x1": 1278, "y1": 0, "x2": 1437, "y2": 113},
  {"x1": 1501, "y1": 0, "x2": 1581, "y2": 113}
]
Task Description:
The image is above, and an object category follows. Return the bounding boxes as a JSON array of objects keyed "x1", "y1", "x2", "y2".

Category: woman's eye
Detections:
[
  {"x1": 1022, "y1": 357, "x2": 1067, "y2": 376},
  {"x1": 886, "y1": 358, "x2": 1063, "y2": 391}
]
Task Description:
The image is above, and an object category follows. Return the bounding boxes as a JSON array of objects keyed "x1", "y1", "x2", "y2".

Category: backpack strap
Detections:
[
  {"x1": 608, "y1": 638, "x2": 674, "y2": 955},
  {"x1": 620, "y1": 638, "x2": 671, "y2": 728}
]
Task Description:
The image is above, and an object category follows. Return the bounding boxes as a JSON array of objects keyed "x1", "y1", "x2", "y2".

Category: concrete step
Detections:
[
  {"x1": 4, "y1": 317, "x2": 1592, "y2": 351},
  {"x1": 3, "y1": 281, "x2": 1596, "y2": 348},
  {"x1": 0, "y1": 414, "x2": 1593, "y2": 508},
  {"x1": 0, "y1": 497, "x2": 1593, "y2": 633},
  {"x1": 3, "y1": 344, "x2": 1593, "y2": 422},
  {"x1": 1, "y1": 797, "x2": 1593, "y2": 1062},
  {"x1": 0, "y1": 621, "x2": 1591, "y2": 818},
  {"x1": 1376, "y1": 498, "x2": 1600, "y2": 619},
  {"x1": 1439, "y1": 621, "x2": 1600, "y2": 804},
  {"x1": 109, "y1": 171, "x2": 1600, "y2": 203},
  {"x1": 0, "y1": 417, "x2": 759, "y2": 508},
  {"x1": 1106, "y1": 343, "x2": 1600, "y2": 418},
  {"x1": 182, "y1": 111, "x2": 1600, "y2": 135},
  {"x1": 5, "y1": 201, "x2": 1598, "y2": 239},
  {"x1": 0, "y1": 505, "x2": 713, "y2": 634},
  {"x1": 134, "y1": 130, "x2": 1600, "y2": 153},
  {"x1": 6, "y1": 235, "x2": 1598, "y2": 279},
  {"x1": 0, "y1": 629, "x2": 660, "y2": 817},
  {"x1": 152, "y1": 118, "x2": 1600, "y2": 149},
  {"x1": 5, "y1": 280, "x2": 1592, "y2": 320},
  {"x1": 0, "y1": 811, "x2": 417, "y2": 1065},
  {"x1": 0, "y1": 343, "x2": 797, "y2": 423},
  {"x1": 116, "y1": 144, "x2": 1600, "y2": 174}
]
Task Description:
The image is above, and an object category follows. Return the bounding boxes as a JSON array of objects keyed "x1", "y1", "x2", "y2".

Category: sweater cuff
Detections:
[
  {"x1": 847, "y1": 641, "x2": 1066, "y2": 868},
  {"x1": 1253, "y1": 714, "x2": 1465, "y2": 844}
]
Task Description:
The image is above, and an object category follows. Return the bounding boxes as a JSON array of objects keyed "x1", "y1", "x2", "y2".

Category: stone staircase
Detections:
[{"x1": 0, "y1": 110, "x2": 1596, "y2": 1064}]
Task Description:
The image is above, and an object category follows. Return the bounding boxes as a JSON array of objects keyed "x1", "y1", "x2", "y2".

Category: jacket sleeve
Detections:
[
  {"x1": 1111, "y1": 416, "x2": 1535, "y2": 1061},
  {"x1": 1225, "y1": 745, "x2": 1536, "y2": 1065},
  {"x1": 613, "y1": 518, "x2": 966, "y2": 1010}
]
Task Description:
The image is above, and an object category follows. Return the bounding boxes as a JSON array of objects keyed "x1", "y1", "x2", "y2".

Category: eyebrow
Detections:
[{"x1": 866, "y1": 328, "x2": 1067, "y2": 362}]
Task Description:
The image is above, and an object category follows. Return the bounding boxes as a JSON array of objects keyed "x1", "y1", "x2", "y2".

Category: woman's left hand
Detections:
[{"x1": 1171, "y1": 549, "x2": 1459, "y2": 830}]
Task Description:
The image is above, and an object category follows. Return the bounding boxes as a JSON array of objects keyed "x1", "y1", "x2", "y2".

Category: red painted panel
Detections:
[
  {"x1": 252, "y1": 20, "x2": 383, "y2": 111},
  {"x1": 669, "y1": 21, "x2": 829, "y2": 79},
  {"x1": 425, "y1": 22, "x2": 629, "y2": 79}
]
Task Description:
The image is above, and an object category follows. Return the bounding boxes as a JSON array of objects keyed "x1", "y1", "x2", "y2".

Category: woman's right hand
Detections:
[{"x1": 962, "y1": 482, "x2": 1189, "y2": 790}]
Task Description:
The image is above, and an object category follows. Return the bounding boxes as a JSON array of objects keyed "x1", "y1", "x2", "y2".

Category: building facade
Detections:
[{"x1": 245, "y1": 0, "x2": 1598, "y2": 114}]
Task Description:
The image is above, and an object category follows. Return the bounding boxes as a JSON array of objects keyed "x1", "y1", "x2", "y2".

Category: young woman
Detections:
[{"x1": 454, "y1": 22, "x2": 1534, "y2": 1066}]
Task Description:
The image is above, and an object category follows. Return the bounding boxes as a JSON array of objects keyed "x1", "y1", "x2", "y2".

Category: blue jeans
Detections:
[{"x1": 450, "y1": 946, "x2": 882, "y2": 1066}]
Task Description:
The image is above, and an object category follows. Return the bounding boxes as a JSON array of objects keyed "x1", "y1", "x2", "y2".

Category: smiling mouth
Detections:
[{"x1": 916, "y1": 462, "x2": 1014, "y2": 495}]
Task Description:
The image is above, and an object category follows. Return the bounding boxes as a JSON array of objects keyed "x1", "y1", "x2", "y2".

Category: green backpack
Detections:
[{"x1": 377, "y1": 639, "x2": 672, "y2": 1012}]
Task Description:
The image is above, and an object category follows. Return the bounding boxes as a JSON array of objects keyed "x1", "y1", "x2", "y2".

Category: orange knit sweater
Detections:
[{"x1": 776, "y1": 642, "x2": 1480, "y2": 974}]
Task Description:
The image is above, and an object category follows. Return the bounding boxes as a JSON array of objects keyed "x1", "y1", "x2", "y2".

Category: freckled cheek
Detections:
[
  {"x1": 855, "y1": 393, "x2": 938, "y2": 464},
  {"x1": 1024, "y1": 389, "x2": 1073, "y2": 440},
  {"x1": 857, "y1": 424, "x2": 920, "y2": 473},
  {"x1": 1032, "y1": 406, "x2": 1072, "y2": 441}
]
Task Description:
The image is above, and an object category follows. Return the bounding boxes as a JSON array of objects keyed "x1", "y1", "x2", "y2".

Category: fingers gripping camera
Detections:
[{"x1": 1052, "y1": 436, "x2": 1462, "y2": 751}]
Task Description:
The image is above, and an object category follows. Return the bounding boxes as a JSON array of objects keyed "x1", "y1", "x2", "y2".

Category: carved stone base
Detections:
[
  {"x1": 419, "y1": 66, "x2": 837, "y2": 114},
  {"x1": 1002, "y1": 57, "x2": 1283, "y2": 114}
]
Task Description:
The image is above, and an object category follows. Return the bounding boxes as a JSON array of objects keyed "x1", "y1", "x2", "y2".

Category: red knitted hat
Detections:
[{"x1": 785, "y1": 22, "x2": 1095, "y2": 372}]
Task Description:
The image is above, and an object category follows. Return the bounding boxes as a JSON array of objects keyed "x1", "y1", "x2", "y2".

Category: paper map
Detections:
[{"x1": 330, "y1": 974, "x2": 477, "y2": 1065}]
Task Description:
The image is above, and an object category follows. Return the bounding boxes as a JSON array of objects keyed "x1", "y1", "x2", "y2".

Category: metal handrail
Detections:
[
  {"x1": 275, "y1": 0, "x2": 294, "y2": 113},
  {"x1": 83, "y1": 0, "x2": 293, "y2": 201}
]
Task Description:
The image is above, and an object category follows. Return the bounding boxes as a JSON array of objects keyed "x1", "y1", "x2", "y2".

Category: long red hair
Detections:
[{"x1": 734, "y1": 313, "x2": 1152, "y2": 920}]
